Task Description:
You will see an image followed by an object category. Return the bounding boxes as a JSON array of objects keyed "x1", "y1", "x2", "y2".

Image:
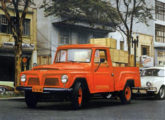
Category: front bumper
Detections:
[
  {"x1": 16, "y1": 86, "x2": 73, "y2": 93},
  {"x1": 132, "y1": 87, "x2": 157, "y2": 94}
]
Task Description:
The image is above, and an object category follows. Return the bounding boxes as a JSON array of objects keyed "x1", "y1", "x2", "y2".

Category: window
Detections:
[
  {"x1": 94, "y1": 50, "x2": 107, "y2": 63},
  {"x1": 155, "y1": 24, "x2": 165, "y2": 43},
  {"x1": 0, "y1": 16, "x2": 10, "y2": 33},
  {"x1": 141, "y1": 45, "x2": 150, "y2": 56},
  {"x1": 23, "y1": 19, "x2": 30, "y2": 36},
  {"x1": 155, "y1": 0, "x2": 165, "y2": 21},
  {"x1": 141, "y1": 69, "x2": 165, "y2": 77},
  {"x1": 157, "y1": 50, "x2": 165, "y2": 65},
  {"x1": 78, "y1": 32, "x2": 88, "y2": 44},
  {"x1": 59, "y1": 30, "x2": 70, "y2": 45},
  {"x1": 0, "y1": 15, "x2": 30, "y2": 36}
]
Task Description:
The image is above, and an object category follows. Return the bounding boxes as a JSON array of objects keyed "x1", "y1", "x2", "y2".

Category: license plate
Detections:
[{"x1": 32, "y1": 86, "x2": 43, "y2": 92}]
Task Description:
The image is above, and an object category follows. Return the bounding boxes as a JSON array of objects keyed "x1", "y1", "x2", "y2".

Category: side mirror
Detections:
[{"x1": 100, "y1": 58, "x2": 105, "y2": 63}]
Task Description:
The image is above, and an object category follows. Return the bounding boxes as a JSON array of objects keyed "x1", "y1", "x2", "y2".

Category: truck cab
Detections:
[{"x1": 17, "y1": 44, "x2": 140, "y2": 109}]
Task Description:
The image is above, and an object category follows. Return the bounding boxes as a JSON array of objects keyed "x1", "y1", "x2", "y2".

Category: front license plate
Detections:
[{"x1": 32, "y1": 86, "x2": 43, "y2": 92}]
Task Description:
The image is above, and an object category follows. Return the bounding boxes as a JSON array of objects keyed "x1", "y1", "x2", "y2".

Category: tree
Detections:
[
  {"x1": 0, "y1": 0, "x2": 33, "y2": 87},
  {"x1": 41, "y1": 0, "x2": 120, "y2": 28},
  {"x1": 115, "y1": 0, "x2": 153, "y2": 65}
]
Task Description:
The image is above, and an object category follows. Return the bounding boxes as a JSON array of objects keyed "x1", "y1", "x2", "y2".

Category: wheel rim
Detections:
[
  {"x1": 78, "y1": 87, "x2": 82, "y2": 106},
  {"x1": 125, "y1": 87, "x2": 131, "y2": 101},
  {"x1": 160, "y1": 87, "x2": 165, "y2": 99}
]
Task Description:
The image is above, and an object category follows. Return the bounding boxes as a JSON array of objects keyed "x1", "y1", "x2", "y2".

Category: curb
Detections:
[{"x1": 0, "y1": 97, "x2": 24, "y2": 100}]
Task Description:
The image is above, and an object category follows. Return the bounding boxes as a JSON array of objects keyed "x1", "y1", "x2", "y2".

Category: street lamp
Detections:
[{"x1": 132, "y1": 33, "x2": 139, "y2": 67}]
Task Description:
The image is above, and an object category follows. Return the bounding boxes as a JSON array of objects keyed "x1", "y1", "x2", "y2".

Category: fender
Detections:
[
  {"x1": 71, "y1": 77, "x2": 90, "y2": 94},
  {"x1": 115, "y1": 71, "x2": 140, "y2": 91},
  {"x1": 68, "y1": 73, "x2": 91, "y2": 93}
]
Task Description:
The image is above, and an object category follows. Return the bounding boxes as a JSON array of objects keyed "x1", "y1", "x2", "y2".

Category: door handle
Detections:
[{"x1": 111, "y1": 73, "x2": 114, "y2": 76}]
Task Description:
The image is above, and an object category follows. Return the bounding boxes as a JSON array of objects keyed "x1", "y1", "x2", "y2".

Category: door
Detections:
[{"x1": 93, "y1": 49, "x2": 114, "y2": 93}]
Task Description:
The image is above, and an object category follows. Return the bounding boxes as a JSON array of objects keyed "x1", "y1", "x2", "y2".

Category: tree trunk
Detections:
[
  {"x1": 14, "y1": 37, "x2": 22, "y2": 87},
  {"x1": 127, "y1": 33, "x2": 131, "y2": 66}
]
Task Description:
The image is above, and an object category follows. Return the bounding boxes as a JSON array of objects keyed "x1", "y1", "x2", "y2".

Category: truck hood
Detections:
[{"x1": 33, "y1": 63, "x2": 89, "y2": 71}]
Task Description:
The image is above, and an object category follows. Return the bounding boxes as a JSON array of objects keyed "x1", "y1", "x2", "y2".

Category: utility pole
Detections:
[{"x1": 132, "y1": 34, "x2": 139, "y2": 67}]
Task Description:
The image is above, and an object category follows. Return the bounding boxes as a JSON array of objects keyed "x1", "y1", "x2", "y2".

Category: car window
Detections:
[
  {"x1": 142, "y1": 69, "x2": 165, "y2": 77},
  {"x1": 94, "y1": 49, "x2": 107, "y2": 63}
]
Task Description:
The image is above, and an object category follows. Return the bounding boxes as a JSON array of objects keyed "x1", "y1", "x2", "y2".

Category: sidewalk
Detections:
[{"x1": 0, "y1": 96, "x2": 24, "y2": 100}]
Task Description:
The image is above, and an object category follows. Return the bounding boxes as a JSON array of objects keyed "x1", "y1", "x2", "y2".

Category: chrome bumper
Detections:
[
  {"x1": 132, "y1": 87, "x2": 157, "y2": 94},
  {"x1": 16, "y1": 86, "x2": 73, "y2": 93}
]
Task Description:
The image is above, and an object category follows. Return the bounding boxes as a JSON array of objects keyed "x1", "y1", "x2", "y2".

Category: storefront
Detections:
[{"x1": 0, "y1": 42, "x2": 36, "y2": 83}]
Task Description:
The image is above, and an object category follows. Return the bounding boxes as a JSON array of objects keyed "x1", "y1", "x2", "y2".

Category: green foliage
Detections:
[{"x1": 41, "y1": 0, "x2": 120, "y2": 26}]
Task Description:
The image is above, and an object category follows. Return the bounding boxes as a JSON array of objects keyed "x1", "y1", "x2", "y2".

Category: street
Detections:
[{"x1": 0, "y1": 97, "x2": 164, "y2": 120}]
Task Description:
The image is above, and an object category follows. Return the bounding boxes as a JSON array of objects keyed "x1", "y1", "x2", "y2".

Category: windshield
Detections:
[
  {"x1": 55, "y1": 49, "x2": 92, "y2": 63},
  {"x1": 141, "y1": 69, "x2": 165, "y2": 77}
]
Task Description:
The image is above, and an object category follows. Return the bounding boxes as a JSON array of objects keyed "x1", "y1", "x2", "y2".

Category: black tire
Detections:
[
  {"x1": 157, "y1": 86, "x2": 165, "y2": 100},
  {"x1": 71, "y1": 82, "x2": 85, "y2": 110},
  {"x1": 25, "y1": 91, "x2": 38, "y2": 108},
  {"x1": 119, "y1": 84, "x2": 132, "y2": 104}
]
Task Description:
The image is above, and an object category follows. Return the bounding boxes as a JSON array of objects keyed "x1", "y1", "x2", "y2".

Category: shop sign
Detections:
[
  {"x1": 2, "y1": 42, "x2": 34, "y2": 49},
  {"x1": 141, "y1": 55, "x2": 154, "y2": 67}
]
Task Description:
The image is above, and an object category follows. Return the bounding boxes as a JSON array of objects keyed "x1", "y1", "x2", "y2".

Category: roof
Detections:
[{"x1": 58, "y1": 44, "x2": 109, "y2": 49}]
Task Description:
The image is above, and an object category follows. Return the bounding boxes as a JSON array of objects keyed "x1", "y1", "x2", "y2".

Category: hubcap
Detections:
[
  {"x1": 78, "y1": 87, "x2": 82, "y2": 105},
  {"x1": 125, "y1": 87, "x2": 131, "y2": 101}
]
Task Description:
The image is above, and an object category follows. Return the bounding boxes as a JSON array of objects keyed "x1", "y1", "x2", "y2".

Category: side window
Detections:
[{"x1": 94, "y1": 50, "x2": 107, "y2": 63}]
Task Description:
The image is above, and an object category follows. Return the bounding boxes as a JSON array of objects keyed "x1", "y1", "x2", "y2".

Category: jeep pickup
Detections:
[{"x1": 17, "y1": 44, "x2": 140, "y2": 109}]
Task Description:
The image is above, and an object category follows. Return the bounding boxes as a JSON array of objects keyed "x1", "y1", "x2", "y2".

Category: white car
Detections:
[{"x1": 133, "y1": 67, "x2": 165, "y2": 99}]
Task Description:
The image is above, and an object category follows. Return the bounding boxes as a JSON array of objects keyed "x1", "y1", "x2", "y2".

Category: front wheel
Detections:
[
  {"x1": 119, "y1": 85, "x2": 132, "y2": 104},
  {"x1": 25, "y1": 91, "x2": 38, "y2": 108},
  {"x1": 157, "y1": 86, "x2": 165, "y2": 100},
  {"x1": 71, "y1": 82, "x2": 84, "y2": 109}
]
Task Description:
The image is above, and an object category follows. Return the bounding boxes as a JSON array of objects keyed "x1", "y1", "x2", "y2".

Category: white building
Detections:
[{"x1": 109, "y1": 0, "x2": 165, "y2": 66}]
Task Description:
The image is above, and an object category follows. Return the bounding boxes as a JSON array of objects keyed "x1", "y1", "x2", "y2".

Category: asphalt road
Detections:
[{"x1": 0, "y1": 97, "x2": 164, "y2": 120}]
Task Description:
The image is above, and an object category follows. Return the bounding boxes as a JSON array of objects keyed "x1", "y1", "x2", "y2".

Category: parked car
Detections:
[
  {"x1": 0, "y1": 81, "x2": 14, "y2": 94},
  {"x1": 133, "y1": 67, "x2": 165, "y2": 99}
]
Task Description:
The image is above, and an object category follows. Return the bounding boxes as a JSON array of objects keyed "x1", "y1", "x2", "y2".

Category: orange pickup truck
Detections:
[{"x1": 17, "y1": 44, "x2": 140, "y2": 109}]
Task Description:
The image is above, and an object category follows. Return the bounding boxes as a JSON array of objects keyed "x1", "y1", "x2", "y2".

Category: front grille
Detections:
[
  {"x1": 44, "y1": 78, "x2": 59, "y2": 86},
  {"x1": 28, "y1": 78, "x2": 40, "y2": 85}
]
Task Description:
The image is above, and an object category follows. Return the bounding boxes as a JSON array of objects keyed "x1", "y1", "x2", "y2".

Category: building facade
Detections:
[
  {"x1": 154, "y1": 0, "x2": 165, "y2": 66},
  {"x1": 109, "y1": 0, "x2": 165, "y2": 67},
  {"x1": 35, "y1": 0, "x2": 115, "y2": 64},
  {"x1": 0, "y1": 7, "x2": 37, "y2": 82}
]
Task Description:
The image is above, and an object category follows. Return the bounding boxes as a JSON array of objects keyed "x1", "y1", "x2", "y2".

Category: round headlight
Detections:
[
  {"x1": 21, "y1": 74, "x2": 26, "y2": 82},
  {"x1": 61, "y1": 75, "x2": 68, "y2": 84},
  {"x1": 146, "y1": 81, "x2": 152, "y2": 87}
]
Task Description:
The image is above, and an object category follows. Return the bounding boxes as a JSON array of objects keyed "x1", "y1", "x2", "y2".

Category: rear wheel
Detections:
[
  {"x1": 157, "y1": 86, "x2": 165, "y2": 100},
  {"x1": 120, "y1": 85, "x2": 132, "y2": 104},
  {"x1": 25, "y1": 91, "x2": 38, "y2": 108},
  {"x1": 71, "y1": 82, "x2": 84, "y2": 109}
]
